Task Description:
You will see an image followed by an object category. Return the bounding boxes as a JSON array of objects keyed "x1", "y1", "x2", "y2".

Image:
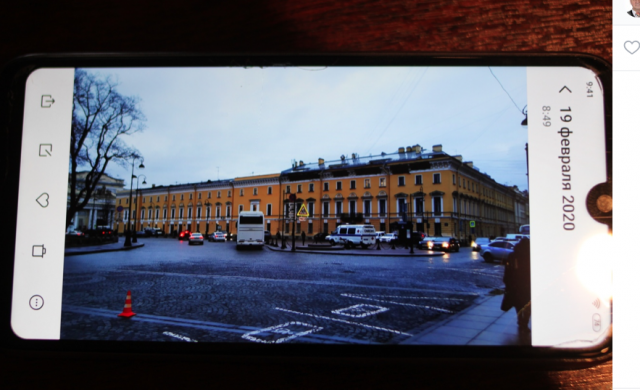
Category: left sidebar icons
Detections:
[
  {"x1": 39, "y1": 144, "x2": 52, "y2": 157},
  {"x1": 40, "y1": 95, "x2": 55, "y2": 108},
  {"x1": 32, "y1": 245, "x2": 46, "y2": 258},
  {"x1": 36, "y1": 193, "x2": 49, "y2": 208}
]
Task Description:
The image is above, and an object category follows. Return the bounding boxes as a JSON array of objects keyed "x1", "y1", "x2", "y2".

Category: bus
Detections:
[{"x1": 236, "y1": 211, "x2": 265, "y2": 249}]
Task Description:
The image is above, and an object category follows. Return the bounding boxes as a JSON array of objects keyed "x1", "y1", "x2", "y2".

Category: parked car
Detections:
[
  {"x1": 66, "y1": 230, "x2": 84, "y2": 236},
  {"x1": 472, "y1": 237, "x2": 491, "y2": 252},
  {"x1": 208, "y1": 232, "x2": 226, "y2": 242},
  {"x1": 188, "y1": 232, "x2": 204, "y2": 245},
  {"x1": 480, "y1": 241, "x2": 515, "y2": 263},
  {"x1": 331, "y1": 224, "x2": 376, "y2": 248},
  {"x1": 375, "y1": 231, "x2": 386, "y2": 240},
  {"x1": 419, "y1": 237, "x2": 460, "y2": 252},
  {"x1": 264, "y1": 230, "x2": 273, "y2": 242},
  {"x1": 178, "y1": 230, "x2": 191, "y2": 240},
  {"x1": 313, "y1": 232, "x2": 329, "y2": 242},
  {"x1": 325, "y1": 232, "x2": 339, "y2": 245},
  {"x1": 379, "y1": 233, "x2": 398, "y2": 243}
]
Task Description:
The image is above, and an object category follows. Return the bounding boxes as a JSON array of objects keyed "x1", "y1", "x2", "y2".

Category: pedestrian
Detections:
[
  {"x1": 301, "y1": 231, "x2": 306, "y2": 246},
  {"x1": 501, "y1": 237, "x2": 531, "y2": 332}
]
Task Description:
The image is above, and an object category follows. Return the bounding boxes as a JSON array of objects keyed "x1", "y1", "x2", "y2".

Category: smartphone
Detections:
[{"x1": 0, "y1": 54, "x2": 612, "y2": 366}]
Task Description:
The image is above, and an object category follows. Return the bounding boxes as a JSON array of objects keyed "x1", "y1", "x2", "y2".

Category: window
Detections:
[
  {"x1": 208, "y1": 192, "x2": 211, "y2": 198},
  {"x1": 416, "y1": 175, "x2": 423, "y2": 185},
  {"x1": 253, "y1": 188, "x2": 258, "y2": 195},
  {"x1": 196, "y1": 207, "x2": 201, "y2": 219},
  {"x1": 350, "y1": 180, "x2": 356, "y2": 189},
  {"x1": 309, "y1": 183, "x2": 314, "y2": 192},
  {"x1": 308, "y1": 202, "x2": 314, "y2": 217},
  {"x1": 171, "y1": 208, "x2": 175, "y2": 219},
  {"x1": 198, "y1": 193, "x2": 201, "y2": 199},
  {"x1": 189, "y1": 194, "x2": 193, "y2": 200},
  {"x1": 157, "y1": 196, "x2": 160, "y2": 202},
  {"x1": 227, "y1": 190, "x2": 231, "y2": 197},
  {"x1": 126, "y1": 198, "x2": 129, "y2": 204},
  {"x1": 297, "y1": 184, "x2": 302, "y2": 193},
  {"x1": 165, "y1": 196, "x2": 168, "y2": 201},
  {"x1": 286, "y1": 185, "x2": 291, "y2": 194},
  {"x1": 398, "y1": 176, "x2": 405, "y2": 186},
  {"x1": 463, "y1": 179, "x2": 466, "y2": 189},
  {"x1": 163, "y1": 209, "x2": 167, "y2": 219},
  {"x1": 268, "y1": 186, "x2": 272, "y2": 195},
  {"x1": 216, "y1": 206, "x2": 221, "y2": 218},
  {"x1": 415, "y1": 198, "x2": 424, "y2": 214},
  {"x1": 323, "y1": 202, "x2": 330, "y2": 217},
  {"x1": 240, "y1": 189, "x2": 244, "y2": 196},
  {"x1": 118, "y1": 199, "x2": 121, "y2": 205},
  {"x1": 379, "y1": 199, "x2": 386, "y2": 216},
  {"x1": 323, "y1": 182, "x2": 329, "y2": 191},
  {"x1": 364, "y1": 179, "x2": 370, "y2": 188},
  {"x1": 188, "y1": 207, "x2": 192, "y2": 219},
  {"x1": 172, "y1": 195, "x2": 175, "y2": 201},
  {"x1": 179, "y1": 208, "x2": 184, "y2": 219},
  {"x1": 349, "y1": 200, "x2": 356, "y2": 216},
  {"x1": 433, "y1": 173, "x2": 441, "y2": 184},
  {"x1": 206, "y1": 206, "x2": 211, "y2": 218},
  {"x1": 398, "y1": 198, "x2": 407, "y2": 215},
  {"x1": 364, "y1": 200, "x2": 371, "y2": 216},
  {"x1": 267, "y1": 204, "x2": 272, "y2": 216},
  {"x1": 141, "y1": 209, "x2": 145, "y2": 219},
  {"x1": 336, "y1": 201, "x2": 343, "y2": 215},
  {"x1": 181, "y1": 194, "x2": 184, "y2": 200},
  {"x1": 336, "y1": 182, "x2": 342, "y2": 190},
  {"x1": 217, "y1": 191, "x2": 221, "y2": 198},
  {"x1": 239, "y1": 205, "x2": 244, "y2": 213},
  {"x1": 308, "y1": 221, "x2": 313, "y2": 234},
  {"x1": 452, "y1": 174, "x2": 456, "y2": 185},
  {"x1": 155, "y1": 209, "x2": 160, "y2": 219},
  {"x1": 433, "y1": 197, "x2": 443, "y2": 216},
  {"x1": 379, "y1": 177, "x2": 386, "y2": 187},
  {"x1": 142, "y1": 197, "x2": 146, "y2": 204}
]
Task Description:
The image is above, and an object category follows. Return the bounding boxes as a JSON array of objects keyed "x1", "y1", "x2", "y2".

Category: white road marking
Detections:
[
  {"x1": 275, "y1": 307, "x2": 412, "y2": 336},
  {"x1": 341, "y1": 293, "x2": 454, "y2": 314},
  {"x1": 163, "y1": 331, "x2": 198, "y2": 342},
  {"x1": 241, "y1": 322, "x2": 322, "y2": 344},
  {"x1": 366, "y1": 294, "x2": 467, "y2": 301},
  {"x1": 332, "y1": 304, "x2": 388, "y2": 318}
]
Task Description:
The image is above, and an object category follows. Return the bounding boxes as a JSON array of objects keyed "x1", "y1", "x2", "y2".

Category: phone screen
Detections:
[{"x1": 9, "y1": 64, "x2": 610, "y2": 349}]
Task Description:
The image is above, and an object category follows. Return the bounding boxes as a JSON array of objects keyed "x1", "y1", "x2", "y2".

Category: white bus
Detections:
[{"x1": 236, "y1": 211, "x2": 265, "y2": 249}]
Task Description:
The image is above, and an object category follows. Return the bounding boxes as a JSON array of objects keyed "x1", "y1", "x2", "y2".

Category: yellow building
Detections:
[{"x1": 115, "y1": 144, "x2": 528, "y2": 241}]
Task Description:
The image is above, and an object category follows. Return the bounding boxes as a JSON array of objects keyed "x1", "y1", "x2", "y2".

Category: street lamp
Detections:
[
  {"x1": 205, "y1": 200, "x2": 211, "y2": 237},
  {"x1": 132, "y1": 174, "x2": 147, "y2": 243},
  {"x1": 124, "y1": 158, "x2": 145, "y2": 247}
]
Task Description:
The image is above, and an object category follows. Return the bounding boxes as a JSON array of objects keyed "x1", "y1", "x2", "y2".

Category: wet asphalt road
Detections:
[{"x1": 61, "y1": 238, "x2": 505, "y2": 344}]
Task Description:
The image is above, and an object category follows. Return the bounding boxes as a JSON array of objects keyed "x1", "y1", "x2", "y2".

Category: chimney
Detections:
[
  {"x1": 299, "y1": 160, "x2": 304, "y2": 166},
  {"x1": 318, "y1": 158, "x2": 325, "y2": 165},
  {"x1": 464, "y1": 161, "x2": 474, "y2": 168},
  {"x1": 152, "y1": 184, "x2": 156, "y2": 188},
  {"x1": 398, "y1": 147, "x2": 405, "y2": 153},
  {"x1": 414, "y1": 145, "x2": 422, "y2": 154},
  {"x1": 453, "y1": 155, "x2": 463, "y2": 161},
  {"x1": 432, "y1": 144, "x2": 442, "y2": 153},
  {"x1": 406, "y1": 146, "x2": 413, "y2": 152}
]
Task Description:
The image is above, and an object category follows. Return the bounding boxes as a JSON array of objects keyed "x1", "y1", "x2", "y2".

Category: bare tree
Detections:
[{"x1": 67, "y1": 70, "x2": 145, "y2": 229}]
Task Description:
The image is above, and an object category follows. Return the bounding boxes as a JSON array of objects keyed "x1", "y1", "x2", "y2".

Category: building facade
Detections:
[
  {"x1": 68, "y1": 171, "x2": 124, "y2": 231},
  {"x1": 114, "y1": 144, "x2": 529, "y2": 240}
]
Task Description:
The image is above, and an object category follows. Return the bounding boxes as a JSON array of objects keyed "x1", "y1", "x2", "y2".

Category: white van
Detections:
[{"x1": 333, "y1": 224, "x2": 376, "y2": 248}]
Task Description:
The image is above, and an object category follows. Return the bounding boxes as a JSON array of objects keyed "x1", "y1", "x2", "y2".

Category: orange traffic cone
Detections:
[{"x1": 118, "y1": 290, "x2": 136, "y2": 318}]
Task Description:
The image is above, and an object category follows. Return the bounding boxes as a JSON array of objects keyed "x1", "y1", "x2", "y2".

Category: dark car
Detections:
[
  {"x1": 313, "y1": 232, "x2": 329, "y2": 242},
  {"x1": 264, "y1": 230, "x2": 272, "y2": 242},
  {"x1": 178, "y1": 230, "x2": 191, "y2": 241},
  {"x1": 411, "y1": 231, "x2": 427, "y2": 245},
  {"x1": 419, "y1": 237, "x2": 460, "y2": 252}
]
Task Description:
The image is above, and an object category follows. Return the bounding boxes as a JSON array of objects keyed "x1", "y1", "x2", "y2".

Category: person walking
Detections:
[
  {"x1": 301, "y1": 231, "x2": 306, "y2": 246},
  {"x1": 501, "y1": 237, "x2": 531, "y2": 331}
]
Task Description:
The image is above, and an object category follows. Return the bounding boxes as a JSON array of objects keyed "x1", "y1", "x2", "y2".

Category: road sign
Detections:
[
  {"x1": 298, "y1": 217, "x2": 307, "y2": 222},
  {"x1": 470, "y1": 221, "x2": 476, "y2": 228},
  {"x1": 288, "y1": 194, "x2": 297, "y2": 202},
  {"x1": 297, "y1": 204, "x2": 309, "y2": 217},
  {"x1": 117, "y1": 206, "x2": 124, "y2": 212}
]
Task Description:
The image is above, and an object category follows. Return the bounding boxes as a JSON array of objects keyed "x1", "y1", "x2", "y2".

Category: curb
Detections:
[
  {"x1": 64, "y1": 243, "x2": 145, "y2": 256},
  {"x1": 264, "y1": 245, "x2": 445, "y2": 257}
]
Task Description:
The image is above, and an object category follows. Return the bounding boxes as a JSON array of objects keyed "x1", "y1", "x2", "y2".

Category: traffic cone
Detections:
[{"x1": 118, "y1": 290, "x2": 136, "y2": 318}]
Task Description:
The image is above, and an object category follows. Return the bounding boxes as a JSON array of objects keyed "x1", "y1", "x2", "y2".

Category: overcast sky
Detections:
[{"x1": 82, "y1": 66, "x2": 528, "y2": 191}]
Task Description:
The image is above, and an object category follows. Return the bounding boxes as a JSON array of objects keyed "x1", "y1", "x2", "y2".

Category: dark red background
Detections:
[{"x1": 0, "y1": 1, "x2": 612, "y2": 388}]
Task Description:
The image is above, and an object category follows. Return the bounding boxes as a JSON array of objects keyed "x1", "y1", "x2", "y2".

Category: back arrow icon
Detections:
[{"x1": 559, "y1": 86, "x2": 572, "y2": 93}]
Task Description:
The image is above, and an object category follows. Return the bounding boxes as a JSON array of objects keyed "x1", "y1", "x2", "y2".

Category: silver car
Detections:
[{"x1": 479, "y1": 241, "x2": 515, "y2": 263}]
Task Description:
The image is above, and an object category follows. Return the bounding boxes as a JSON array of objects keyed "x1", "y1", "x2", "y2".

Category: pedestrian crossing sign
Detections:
[
  {"x1": 470, "y1": 221, "x2": 476, "y2": 228},
  {"x1": 297, "y1": 204, "x2": 309, "y2": 217}
]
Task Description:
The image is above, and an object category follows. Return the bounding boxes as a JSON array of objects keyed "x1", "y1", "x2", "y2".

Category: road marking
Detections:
[
  {"x1": 275, "y1": 307, "x2": 412, "y2": 336},
  {"x1": 341, "y1": 293, "x2": 454, "y2": 314},
  {"x1": 241, "y1": 322, "x2": 322, "y2": 344},
  {"x1": 114, "y1": 269, "x2": 475, "y2": 295},
  {"x1": 332, "y1": 304, "x2": 388, "y2": 318},
  {"x1": 366, "y1": 294, "x2": 468, "y2": 301},
  {"x1": 163, "y1": 331, "x2": 198, "y2": 342},
  {"x1": 424, "y1": 267, "x2": 502, "y2": 278}
]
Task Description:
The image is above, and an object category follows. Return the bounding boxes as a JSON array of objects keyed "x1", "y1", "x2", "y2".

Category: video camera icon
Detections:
[{"x1": 32, "y1": 245, "x2": 46, "y2": 258}]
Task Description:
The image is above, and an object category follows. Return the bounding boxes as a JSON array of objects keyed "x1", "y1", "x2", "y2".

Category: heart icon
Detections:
[
  {"x1": 36, "y1": 193, "x2": 49, "y2": 208},
  {"x1": 625, "y1": 40, "x2": 640, "y2": 54}
]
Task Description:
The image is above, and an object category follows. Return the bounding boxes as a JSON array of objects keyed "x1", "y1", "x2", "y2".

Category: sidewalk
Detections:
[
  {"x1": 265, "y1": 243, "x2": 445, "y2": 257},
  {"x1": 403, "y1": 294, "x2": 531, "y2": 346},
  {"x1": 64, "y1": 241, "x2": 145, "y2": 256}
]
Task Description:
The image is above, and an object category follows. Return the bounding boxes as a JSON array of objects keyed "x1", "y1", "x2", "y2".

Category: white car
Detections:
[
  {"x1": 379, "y1": 233, "x2": 398, "y2": 243},
  {"x1": 480, "y1": 241, "x2": 515, "y2": 263},
  {"x1": 188, "y1": 233, "x2": 205, "y2": 245},
  {"x1": 472, "y1": 237, "x2": 491, "y2": 252}
]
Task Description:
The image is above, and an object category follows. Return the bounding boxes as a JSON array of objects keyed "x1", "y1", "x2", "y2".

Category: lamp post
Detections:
[
  {"x1": 124, "y1": 158, "x2": 145, "y2": 247},
  {"x1": 205, "y1": 200, "x2": 211, "y2": 237},
  {"x1": 132, "y1": 174, "x2": 147, "y2": 244}
]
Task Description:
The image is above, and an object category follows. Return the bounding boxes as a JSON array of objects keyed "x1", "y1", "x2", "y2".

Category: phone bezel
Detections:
[{"x1": 0, "y1": 53, "x2": 612, "y2": 366}]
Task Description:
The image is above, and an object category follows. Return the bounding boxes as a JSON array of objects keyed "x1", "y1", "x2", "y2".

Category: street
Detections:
[{"x1": 61, "y1": 239, "x2": 505, "y2": 344}]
